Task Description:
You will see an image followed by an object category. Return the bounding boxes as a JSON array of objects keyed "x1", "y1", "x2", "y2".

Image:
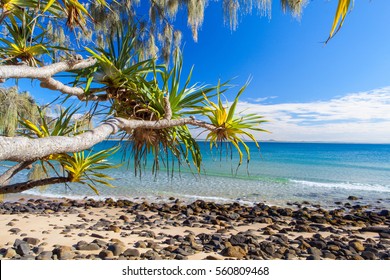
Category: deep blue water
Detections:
[{"x1": 5, "y1": 141, "x2": 390, "y2": 208}]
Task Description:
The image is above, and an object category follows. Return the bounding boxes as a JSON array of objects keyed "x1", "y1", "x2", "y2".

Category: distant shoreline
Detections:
[{"x1": 104, "y1": 138, "x2": 390, "y2": 145}]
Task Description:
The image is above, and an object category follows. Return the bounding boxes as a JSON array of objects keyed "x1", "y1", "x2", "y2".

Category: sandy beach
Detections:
[{"x1": 0, "y1": 196, "x2": 389, "y2": 260}]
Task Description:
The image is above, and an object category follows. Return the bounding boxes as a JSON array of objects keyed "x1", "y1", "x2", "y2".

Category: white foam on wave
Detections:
[{"x1": 290, "y1": 179, "x2": 390, "y2": 193}]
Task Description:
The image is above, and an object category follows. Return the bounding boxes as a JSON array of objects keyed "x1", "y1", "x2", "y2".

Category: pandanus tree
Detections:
[{"x1": 0, "y1": 0, "x2": 353, "y2": 196}]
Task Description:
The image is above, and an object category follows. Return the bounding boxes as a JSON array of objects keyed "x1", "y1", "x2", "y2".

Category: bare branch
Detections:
[
  {"x1": 0, "y1": 58, "x2": 97, "y2": 80},
  {"x1": 39, "y1": 77, "x2": 109, "y2": 101},
  {"x1": 0, "y1": 161, "x2": 34, "y2": 186},
  {"x1": 0, "y1": 177, "x2": 69, "y2": 194},
  {"x1": 0, "y1": 117, "x2": 216, "y2": 162}
]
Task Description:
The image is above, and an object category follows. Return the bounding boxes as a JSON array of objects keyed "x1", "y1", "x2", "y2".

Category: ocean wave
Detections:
[{"x1": 289, "y1": 179, "x2": 390, "y2": 193}]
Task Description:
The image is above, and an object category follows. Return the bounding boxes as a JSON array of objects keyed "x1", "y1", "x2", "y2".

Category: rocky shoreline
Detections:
[{"x1": 0, "y1": 197, "x2": 389, "y2": 260}]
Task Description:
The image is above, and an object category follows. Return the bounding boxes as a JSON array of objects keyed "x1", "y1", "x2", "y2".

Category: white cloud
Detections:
[{"x1": 235, "y1": 87, "x2": 390, "y2": 143}]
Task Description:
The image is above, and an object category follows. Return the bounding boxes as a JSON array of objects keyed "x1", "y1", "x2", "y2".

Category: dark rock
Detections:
[
  {"x1": 119, "y1": 215, "x2": 130, "y2": 222},
  {"x1": 123, "y1": 249, "x2": 140, "y2": 258},
  {"x1": 3, "y1": 248, "x2": 16, "y2": 258},
  {"x1": 379, "y1": 210, "x2": 389, "y2": 217},
  {"x1": 229, "y1": 234, "x2": 247, "y2": 246},
  {"x1": 260, "y1": 242, "x2": 275, "y2": 256},
  {"x1": 323, "y1": 251, "x2": 336, "y2": 260},
  {"x1": 108, "y1": 243, "x2": 125, "y2": 256},
  {"x1": 108, "y1": 225, "x2": 121, "y2": 233},
  {"x1": 349, "y1": 240, "x2": 364, "y2": 252},
  {"x1": 361, "y1": 251, "x2": 378, "y2": 260},
  {"x1": 135, "y1": 241, "x2": 147, "y2": 248},
  {"x1": 360, "y1": 226, "x2": 390, "y2": 233},
  {"x1": 307, "y1": 255, "x2": 321, "y2": 260},
  {"x1": 309, "y1": 240, "x2": 326, "y2": 250},
  {"x1": 142, "y1": 250, "x2": 162, "y2": 260},
  {"x1": 99, "y1": 250, "x2": 114, "y2": 259},
  {"x1": 36, "y1": 251, "x2": 53, "y2": 260},
  {"x1": 53, "y1": 246, "x2": 74, "y2": 260},
  {"x1": 348, "y1": 196, "x2": 359, "y2": 201},
  {"x1": 307, "y1": 247, "x2": 322, "y2": 257},
  {"x1": 92, "y1": 239, "x2": 108, "y2": 247},
  {"x1": 9, "y1": 228, "x2": 21, "y2": 234},
  {"x1": 15, "y1": 242, "x2": 30, "y2": 256},
  {"x1": 174, "y1": 247, "x2": 192, "y2": 256},
  {"x1": 379, "y1": 232, "x2": 390, "y2": 239},
  {"x1": 203, "y1": 255, "x2": 222, "y2": 260},
  {"x1": 33, "y1": 246, "x2": 44, "y2": 255},
  {"x1": 175, "y1": 254, "x2": 188, "y2": 260},
  {"x1": 23, "y1": 237, "x2": 40, "y2": 246},
  {"x1": 78, "y1": 243, "x2": 100, "y2": 251},
  {"x1": 91, "y1": 233, "x2": 105, "y2": 239}
]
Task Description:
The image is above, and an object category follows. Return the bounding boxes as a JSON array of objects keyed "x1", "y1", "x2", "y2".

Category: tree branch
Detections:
[
  {"x1": 0, "y1": 117, "x2": 216, "y2": 162},
  {"x1": 0, "y1": 58, "x2": 97, "y2": 79},
  {"x1": 0, "y1": 161, "x2": 34, "y2": 186},
  {"x1": 39, "y1": 77, "x2": 108, "y2": 101},
  {"x1": 0, "y1": 177, "x2": 69, "y2": 194}
]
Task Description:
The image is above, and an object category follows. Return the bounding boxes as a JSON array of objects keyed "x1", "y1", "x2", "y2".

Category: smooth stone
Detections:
[
  {"x1": 379, "y1": 232, "x2": 390, "y2": 239},
  {"x1": 3, "y1": 248, "x2": 17, "y2": 258},
  {"x1": 9, "y1": 228, "x2": 21, "y2": 234},
  {"x1": 53, "y1": 246, "x2": 75, "y2": 260},
  {"x1": 108, "y1": 243, "x2": 125, "y2": 256},
  {"x1": 361, "y1": 251, "x2": 378, "y2": 260},
  {"x1": 349, "y1": 240, "x2": 364, "y2": 252},
  {"x1": 78, "y1": 243, "x2": 100, "y2": 251},
  {"x1": 123, "y1": 249, "x2": 140, "y2": 258},
  {"x1": 221, "y1": 246, "x2": 246, "y2": 259},
  {"x1": 36, "y1": 251, "x2": 53, "y2": 260},
  {"x1": 307, "y1": 247, "x2": 322, "y2": 256},
  {"x1": 99, "y1": 250, "x2": 114, "y2": 259},
  {"x1": 306, "y1": 255, "x2": 321, "y2": 260},
  {"x1": 23, "y1": 237, "x2": 40, "y2": 246},
  {"x1": 229, "y1": 235, "x2": 247, "y2": 246},
  {"x1": 91, "y1": 233, "x2": 106, "y2": 239}
]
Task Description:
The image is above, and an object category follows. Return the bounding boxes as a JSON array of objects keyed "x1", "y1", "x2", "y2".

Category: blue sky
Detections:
[
  {"x1": 5, "y1": 0, "x2": 390, "y2": 143},
  {"x1": 178, "y1": 0, "x2": 390, "y2": 143}
]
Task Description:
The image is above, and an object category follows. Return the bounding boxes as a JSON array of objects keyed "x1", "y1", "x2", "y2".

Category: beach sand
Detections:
[{"x1": 0, "y1": 197, "x2": 389, "y2": 260}]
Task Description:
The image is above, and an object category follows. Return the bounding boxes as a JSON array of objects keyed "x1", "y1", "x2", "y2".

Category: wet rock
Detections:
[{"x1": 348, "y1": 196, "x2": 359, "y2": 201}]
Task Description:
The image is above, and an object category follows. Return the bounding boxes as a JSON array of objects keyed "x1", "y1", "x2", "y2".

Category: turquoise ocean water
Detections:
[{"x1": 4, "y1": 141, "x2": 390, "y2": 208}]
